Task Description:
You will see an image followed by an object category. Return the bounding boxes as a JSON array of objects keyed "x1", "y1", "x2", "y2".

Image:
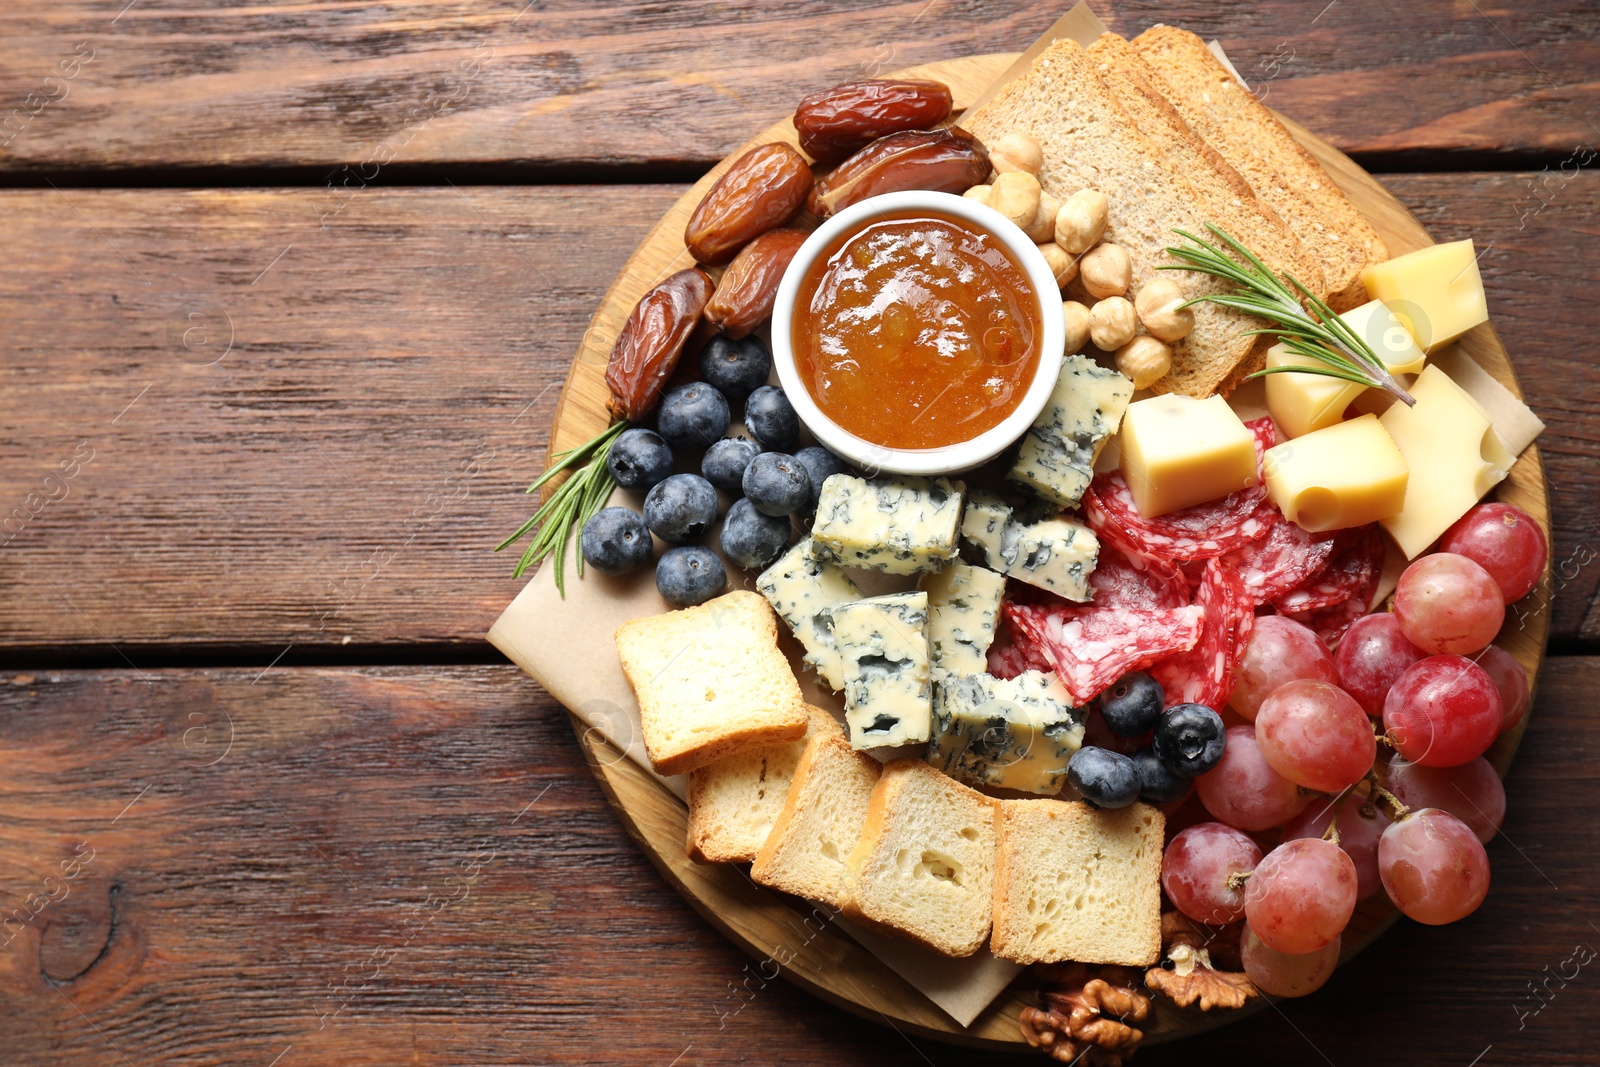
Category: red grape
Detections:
[
  {"x1": 1394, "y1": 553, "x2": 1505, "y2": 656},
  {"x1": 1161, "y1": 822, "x2": 1262, "y2": 925},
  {"x1": 1383, "y1": 655, "x2": 1502, "y2": 767},
  {"x1": 1229, "y1": 616, "x2": 1339, "y2": 721},
  {"x1": 1254, "y1": 680, "x2": 1376, "y2": 792},
  {"x1": 1473, "y1": 644, "x2": 1529, "y2": 734},
  {"x1": 1387, "y1": 756, "x2": 1505, "y2": 843},
  {"x1": 1378, "y1": 808, "x2": 1490, "y2": 924},
  {"x1": 1335, "y1": 613, "x2": 1426, "y2": 716},
  {"x1": 1241, "y1": 926, "x2": 1341, "y2": 998},
  {"x1": 1196, "y1": 726, "x2": 1312, "y2": 831},
  {"x1": 1244, "y1": 838, "x2": 1358, "y2": 953},
  {"x1": 1439, "y1": 502, "x2": 1547, "y2": 603},
  {"x1": 1283, "y1": 791, "x2": 1391, "y2": 900}
]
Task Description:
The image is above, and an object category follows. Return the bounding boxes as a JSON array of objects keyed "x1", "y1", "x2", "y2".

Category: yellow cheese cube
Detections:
[
  {"x1": 1379, "y1": 365, "x2": 1515, "y2": 558},
  {"x1": 1265, "y1": 299, "x2": 1428, "y2": 438},
  {"x1": 1359, "y1": 240, "x2": 1489, "y2": 353},
  {"x1": 1263, "y1": 415, "x2": 1409, "y2": 533},
  {"x1": 1119, "y1": 394, "x2": 1257, "y2": 518}
]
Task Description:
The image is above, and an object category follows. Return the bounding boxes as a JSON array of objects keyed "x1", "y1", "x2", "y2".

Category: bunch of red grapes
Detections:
[{"x1": 1160, "y1": 502, "x2": 1544, "y2": 997}]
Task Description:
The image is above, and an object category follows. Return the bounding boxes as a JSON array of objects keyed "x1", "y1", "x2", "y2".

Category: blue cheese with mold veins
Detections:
[
  {"x1": 809, "y1": 474, "x2": 965, "y2": 575},
  {"x1": 756, "y1": 539, "x2": 862, "y2": 691},
  {"x1": 918, "y1": 563, "x2": 1006, "y2": 678},
  {"x1": 832, "y1": 591, "x2": 932, "y2": 749},
  {"x1": 928, "y1": 671, "x2": 1085, "y2": 794},
  {"x1": 1010, "y1": 355, "x2": 1134, "y2": 508},
  {"x1": 961, "y1": 494, "x2": 1098, "y2": 601}
]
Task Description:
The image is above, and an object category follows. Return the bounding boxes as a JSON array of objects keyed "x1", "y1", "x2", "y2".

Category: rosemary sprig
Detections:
[
  {"x1": 496, "y1": 420, "x2": 626, "y2": 593},
  {"x1": 1161, "y1": 224, "x2": 1416, "y2": 406}
]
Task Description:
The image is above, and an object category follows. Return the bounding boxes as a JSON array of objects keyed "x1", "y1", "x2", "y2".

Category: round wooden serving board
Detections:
[{"x1": 548, "y1": 53, "x2": 1552, "y2": 1051}]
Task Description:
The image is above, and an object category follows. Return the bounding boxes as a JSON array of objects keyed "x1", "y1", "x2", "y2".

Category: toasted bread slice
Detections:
[
  {"x1": 962, "y1": 38, "x2": 1261, "y2": 397},
  {"x1": 1086, "y1": 32, "x2": 1327, "y2": 301},
  {"x1": 1132, "y1": 26, "x2": 1388, "y2": 309},
  {"x1": 841, "y1": 759, "x2": 999, "y2": 958},
  {"x1": 686, "y1": 706, "x2": 842, "y2": 864},
  {"x1": 990, "y1": 799, "x2": 1164, "y2": 967},
  {"x1": 751, "y1": 729, "x2": 881, "y2": 907},
  {"x1": 615, "y1": 590, "x2": 807, "y2": 777}
]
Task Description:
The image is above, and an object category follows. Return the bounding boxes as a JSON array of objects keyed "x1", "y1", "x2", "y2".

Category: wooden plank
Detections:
[
  {"x1": 0, "y1": 1, "x2": 1593, "y2": 173},
  {"x1": 0, "y1": 659, "x2": 1595, "y2": 1065},
  {"x1": 0, "y1": 174, "x2": 1595, "y2": 657}
]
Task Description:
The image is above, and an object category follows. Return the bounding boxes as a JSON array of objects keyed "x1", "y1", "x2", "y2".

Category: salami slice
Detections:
[
  {"x1": 987, "y1": 621, "x2": 1052, "y2": 679},
  {"x1": 1221, "y1": 512, "x2": 1337, "y2": 606},
  {"x1": 1004, "y1": 600, "x2": 1205, "y2": 705},
  {"x1": 1284, "y1": 544, "x2": 1383, "y2": 648},
  {"x1": 1150, "y1": 558, "x2": 1255, "y2": 709},
  {"x1": 1088, "y1": 541, "x2": 1191, "y2": 610},
  {"x1": 1272, "y1": 524, "x2": 1385, "y2": 614}
]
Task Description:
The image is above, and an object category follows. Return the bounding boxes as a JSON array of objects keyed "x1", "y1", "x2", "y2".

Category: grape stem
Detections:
[
  {"x1": 1226, "y1": 870, "x2": 1252, "y2": 891},
  {"x1": 1367, "y1": 781, "x2": 1412, "y2": 822}
]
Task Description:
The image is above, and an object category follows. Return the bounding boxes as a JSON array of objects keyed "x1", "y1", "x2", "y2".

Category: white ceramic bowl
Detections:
[{"x1": 771, "y1": 190, "x2": 1064, "y2": 476}]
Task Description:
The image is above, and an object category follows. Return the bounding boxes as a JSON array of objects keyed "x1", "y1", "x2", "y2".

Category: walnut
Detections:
[
  {"x1": 1144, "y1": 912, "x2": 1258, "y2": 1012},
  {"x1": 1022, "y1": 964, "x2": 1152, "y2": 1065}
]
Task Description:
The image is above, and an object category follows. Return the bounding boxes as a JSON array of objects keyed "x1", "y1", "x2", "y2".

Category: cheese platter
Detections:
[{"x1": 489, "y1": 18, "x2": 1550, "y2": 1058}]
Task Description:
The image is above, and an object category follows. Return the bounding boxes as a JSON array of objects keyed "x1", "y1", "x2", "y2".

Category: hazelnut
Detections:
[
  {"x1": 1062, "y1": 300, "x2": 1092, "y2": 353},
  {"x1": 1080, "y1": 243, "x2": 1132, "y2": 299},
  {"x1": 1038, "y1": 242, "x2": 1079, "y2": 289},
  {"x1": 991, "y1": 170, "x2": 1042, "y2": 231},
  {"x1": 990, "y1": 131, "x2": 1043, "y2": 176},
  {"x1": 1025, "y1": 191, "x2": 1062, "y2": 243},
  {"x1": 963, "y1": 184, "x2": 992, "y2": 205},
  {"x1": 1054, "y1": 189, "x2": 1109, "y2": 254},
  {"x1": 1134, "y1": 277, "x2": 1196, "y2": 342},
  {"x1": 1088, "y1": 296, "x2": 1137, "y2": 351},
  {"x1": 1116, "y1": 335, "x2": 1173, "y2": 389}
]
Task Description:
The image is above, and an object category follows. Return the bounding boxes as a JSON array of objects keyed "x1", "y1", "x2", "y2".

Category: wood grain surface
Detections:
[
  {"x1": 0, "y1": 1, "x2": 1593, "y2": 174},
  {"x1": 2, "y1": 173, "x2": 1596, "y2": 661},
  {"x1": 0, "y1": 659, "x2": 1593, "y2": 1067}
]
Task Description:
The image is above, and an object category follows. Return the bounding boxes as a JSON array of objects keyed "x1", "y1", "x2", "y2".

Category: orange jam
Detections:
[{"x1": 791, "y1": 210, "x2": 1043, "y2": 451}]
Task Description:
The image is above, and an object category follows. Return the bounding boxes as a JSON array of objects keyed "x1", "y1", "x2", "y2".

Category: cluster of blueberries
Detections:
[
  {"x1": 1068, "y1": 672, "x2": 1227, "y2": 809},
  {"x1": 580, "y1": 334, "x2": 850, "y2": 607}
]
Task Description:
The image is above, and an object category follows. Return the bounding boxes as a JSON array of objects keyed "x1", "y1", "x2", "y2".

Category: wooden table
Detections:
[{"x1": 1, "y1": 3, "x2": 1595, "y2": 1064}]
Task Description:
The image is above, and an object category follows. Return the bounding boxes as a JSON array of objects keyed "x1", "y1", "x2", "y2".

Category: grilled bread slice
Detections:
[
  {"x1": 1132, "y1": 25, "x2": 1388, "y2": 309},
  {"x1": 750, "y1": 729, "x2": 881, "y2": 907}
]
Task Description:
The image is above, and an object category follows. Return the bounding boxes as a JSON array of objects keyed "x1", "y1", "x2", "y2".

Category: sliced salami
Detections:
[
  {"x1": 1003, "y1": 600, "x2": 1205, "y2": 706},
  {"x1": 1284, "y1": 548, "x2": 1383, "y2": 648},
  {"x1": 1272, "y1": 524, "x2": 1385, "y2": 614},
  {"x1": 1088, "y1": 541, "x2": 1191, "y2": 610},
  {"x1": 1150, "y1": 558, "x2": 1255, "y2": 709},
  {"x1": 987, "y1": 627, "x2": 1050, "y2": 680},
  {"x1": 1221, "y1": 512, "x2": 1337, "y2": 606}
]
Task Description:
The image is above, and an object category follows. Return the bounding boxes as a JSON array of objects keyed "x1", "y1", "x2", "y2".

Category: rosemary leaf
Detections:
[{"x1": 498, "y1": 421, "x2": 624, "y2": 595}]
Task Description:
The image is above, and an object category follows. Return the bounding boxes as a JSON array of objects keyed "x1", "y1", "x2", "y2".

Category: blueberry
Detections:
[
  {"x1": 656, "y1": 545, "x2": 727, "y2": 607},
  {"x1": 579, "y1": 506, "x2": 653, "y2": 575},
  {"x1": 793, "y1": 445, "x2": 848, "y2": 509},
  {"x1": 720, "y1": 497, "x2": 792, "y2": 570},
  {"x1": 1132, "y1": 745, "x2": 1189, "y2": 805},
  {"x1": 1066, "y1": 746, "x2": 1141, "y2": 809},
  {"x1": 1154, "y1": 703, "x2": 1227, "y2": 778},
  {"x1": 701, "y1": 436, "x2": 763, "y2": 492},
  {"x1": 643, "y1": 473, "x2": 719, "y2": 544},
  {"x1": 744, "y1": 385, "x2": 800, "y2": 451},
  {"x1": 699, "y1": 334, "x2": 772, "y2": 402},
  {"x1": 742, "y1": 452, "x2": 811, "y2": 517},
  {"x1": 605, "y1": 428, "x2": 674, "y2": 492},
  {"x1": 1097, "y1": 671, "x2": 1165, "y2": 737},
  {"x1": 657, "y1": 382, "x2": 730, "y2": 451}
]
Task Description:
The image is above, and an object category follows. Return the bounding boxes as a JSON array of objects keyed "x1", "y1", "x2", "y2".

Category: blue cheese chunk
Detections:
[
  {"x1": 1009, "y1": 355, "x2": 1134, "y2": 508},
  {"x1": 810, "y1": 474, "x2": 965, "y2": 575},
  {"x1": 928, "y1": 671, "x2": 1085, "y2": 794},
  {"x1": 756, "y1": 540, "x2": 862, "y2": 690},
  {"x1": 918, "y1": 563, "x2": 1006, "y2": 678},
  {"x1": 960, "y1": 494, "x2": 1098, "y2": 602},
  {"x1": 832, "y1": 591, "x2": 932, "y2": 749}
]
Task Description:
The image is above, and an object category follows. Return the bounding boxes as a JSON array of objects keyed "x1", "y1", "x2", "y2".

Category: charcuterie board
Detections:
[{"x1": 544, "y1": 53, "x2": 1550, "y2": 1050}]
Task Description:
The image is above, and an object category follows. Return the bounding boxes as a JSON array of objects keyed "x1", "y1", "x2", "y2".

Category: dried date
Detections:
[
  {"x1": 705, "y1": 227, "x2": 810, "y2": 339},
  {"x1": 793, "y1": 78, "x2": 953, "y2": 165},
  {"x1": 684, "y1": 142, "x2": 812, "y2": 265},
  {"x1": 605, "y1": 267, "x2": 713, "y2": 421},
  {"x1": 807, "y1": 127, "x2": 989, "y2": 219}
]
